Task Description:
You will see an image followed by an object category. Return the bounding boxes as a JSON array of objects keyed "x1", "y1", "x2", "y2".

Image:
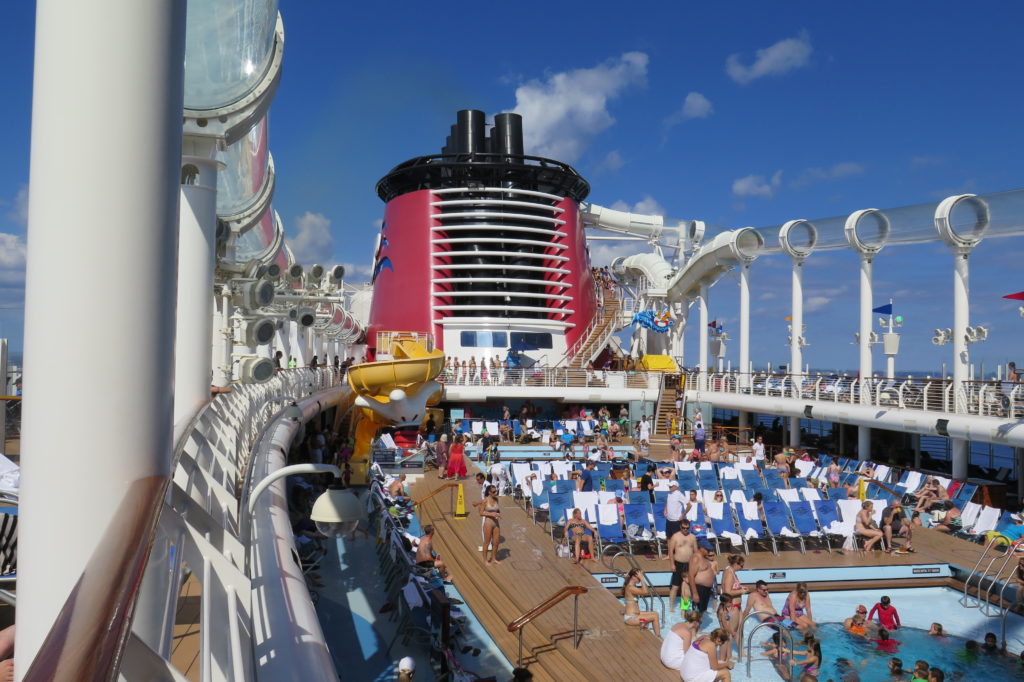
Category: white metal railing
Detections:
[
  {"x1": 698, "y1": 371, "x2": 1024, "y2": 419},
  {"x1": 439, "y1": 366, "x2": 660, "y2": 391},
  {"x1": 126, "y1": 367, "x2": 346, "y2": 681}
]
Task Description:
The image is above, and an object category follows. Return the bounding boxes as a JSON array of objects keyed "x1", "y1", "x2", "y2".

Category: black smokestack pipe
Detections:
[
  {"x1": 456, "y1": 109, "x2": 486, "y2": 155},
  {"x1": 442, "y1": 134, "x2": 453, "y2": 155},
  {"x1": 493, "y1": 113, "x2": 524, "y2": 157}
]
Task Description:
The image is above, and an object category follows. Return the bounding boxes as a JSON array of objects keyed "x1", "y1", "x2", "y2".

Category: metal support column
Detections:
[{"x1": 17, "y1": 0, "x2": 186, "y2": 667}]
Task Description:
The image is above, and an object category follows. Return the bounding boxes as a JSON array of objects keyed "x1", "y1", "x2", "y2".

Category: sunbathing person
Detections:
[
  {"x1": 856, "y1": 500, "x2": 885, "y2": 551},
  {"x1": 565, "y1": 507, "x2": 597, "y2": 564}
]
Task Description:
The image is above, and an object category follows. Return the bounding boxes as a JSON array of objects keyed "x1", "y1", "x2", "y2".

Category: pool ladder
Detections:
[
  {"x1": 602, "y1": 547, "x2": 667, "y2": 631},
  {"x1": 961, "y1": 536, "x2": 1016, "y2": 609},
  {"x1": 744, "y1": 619, "x2": 794, "y2": 682},
  {"x1": 960, "y1": 536, "x2": 1021, "y2": 644}
]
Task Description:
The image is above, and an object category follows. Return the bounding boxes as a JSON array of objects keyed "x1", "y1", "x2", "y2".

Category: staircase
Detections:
[{"x1": 569, "y1": 298, "x2": 622, "y2": 368}]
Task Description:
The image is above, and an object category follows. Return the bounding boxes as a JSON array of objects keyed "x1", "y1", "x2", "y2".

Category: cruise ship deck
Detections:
[{"x1": 411, "y1": 470, "x2": 1017, "y2": 681}]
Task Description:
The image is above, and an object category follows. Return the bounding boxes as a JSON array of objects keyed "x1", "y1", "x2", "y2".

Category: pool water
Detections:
[
  {"x1": 747, "y1": 622, "x2": 1024, "y2": 681},
  {"x1": 622, "y1": 586, "x2": 1024, "y2": 681}
]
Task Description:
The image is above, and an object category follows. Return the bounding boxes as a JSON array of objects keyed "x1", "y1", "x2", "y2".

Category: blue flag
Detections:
[{"x1": 872, "y1": 303, "x2": 893, "y2": 315}]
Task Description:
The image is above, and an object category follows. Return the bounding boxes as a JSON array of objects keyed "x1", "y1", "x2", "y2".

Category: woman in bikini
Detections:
[
  {"x1": 566, "y1": 508, "x2": 597, "y2": 563},
  {"x1": 622, "y1": 568, "x2": 661, "y2": 636},
  {"x1": 856, "y1": 500, "x2": 885, "y2": 551},
  {"x1": 472, "y1": 485, "x2": 501, "y2": 565},
  {"x1": 827, "y1": 461, "x2": 842, "y2": 488},
  {"x1": 782, "y1": 582, "x2": 815, "y2": 631}
]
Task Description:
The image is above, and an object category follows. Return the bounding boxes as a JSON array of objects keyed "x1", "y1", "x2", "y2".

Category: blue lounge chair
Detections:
[
  {"x1": 762, "y1": 501, "x2": 798, "y2": 555},
  {"x1": 786, "y1": 501, "x2": 825, "y2": 553},
  {"x1": 698, "y1": 469, "x2": 719, "y2": 491},
  {"x1": 956, "y1": 483, "x2": 978, "y2": 503},
  {"x1": 811, "y1": 499, "x2": 849, "y2": 549},
  {"x1": 740, "y1": 469, "x2": 763, "y2": 489},
  {"x1": 623, "y1": 503, "x2": 657, "y2": 556},
  {"x1": 678, "y1": 471, "x2": 699, "y2": 491},
  {"x1": 735, "y1": 503, "x2": 768, "y2": 554},
  {"x1": 596, "y1": 503, "x2": 627, "y2": 556},
  {"x1": 763, "y1": 469, "x2": 786, "y2": 490},
  {"x1": 547, "y1": 491, "x2": 574, "y2": 540}
]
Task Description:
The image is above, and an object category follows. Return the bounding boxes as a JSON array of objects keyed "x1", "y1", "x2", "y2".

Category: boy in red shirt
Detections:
[{"x1": 868, "y1": 595, "x2": 901, "y2": 630}]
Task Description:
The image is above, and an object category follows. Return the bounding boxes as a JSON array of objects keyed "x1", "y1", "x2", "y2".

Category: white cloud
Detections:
[
  {"x1": 338, "y1": 262, "x2": 374, "y2": 281},
  {"x1": 0, "y1": 233, "x2": 26, "y2": 270},
  {"x1": 732, "y1": 170, "x2": 783, "y2": 198},
  {"x1": 587, "y1": 240, "x2": 648, "y2": 268},
  {"x1": 663, "y1": 92, "x2": 714, "y2": 130},
  {"x1": 791, "y1": 162, "x2": 864, "y2": 188},
  {"x1": 287, "y1": 211, "x2": 334, "y2": 264},
  {"x1": 597, "y1": 150, "x2": 625, "y2": 172},
  {"x1": 911, "y1": 155, "x2": 946, "y2": 168},
  {"x1": 725, "y1": 31, "x2": 813, "y2": 85},
  {"x1": 804, "y1": 296, "x2": 832, "y2": 313},
  {"x1": 7, "y1": 186, "x2": 28, "y2": 227},
  {"x1": 507, "y1": 52, "x2": 648, "y2": 162},
  {"x1": 759, "y1": 291, "x2": 777, "y2": 301},
  {"x1": 610, "y1": 195, "x2": 666, "y2": 217}
]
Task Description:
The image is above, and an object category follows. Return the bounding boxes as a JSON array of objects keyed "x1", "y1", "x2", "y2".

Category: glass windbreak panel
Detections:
[
  {"x1": 234, "y1": 207, "x2": 275, "y2": 262},
  {"x1": 217, "y1": 115, "x2": 269, "y2": 216},
  {"x1": 184, "y1": 0, "x2": 279, "y2": 110},
  {"x1": 511, "y1": 332, "x2": 553, "y2": 349}
]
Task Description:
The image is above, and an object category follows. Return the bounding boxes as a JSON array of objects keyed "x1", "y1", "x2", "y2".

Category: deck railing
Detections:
[
  {"x1": 506, "y1": 585, "x2": 588, "y2": 667},
  {"x1": 698, "y1": 371, "x2": 1024, "y2": 420},
  {"x1": 439, "y1": 366, "x2": 660, "y2": 391}
]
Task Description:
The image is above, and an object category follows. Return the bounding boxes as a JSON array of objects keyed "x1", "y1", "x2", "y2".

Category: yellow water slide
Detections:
[{"x1": 344, "y1": 336, "x2": 445, "y2": 484}]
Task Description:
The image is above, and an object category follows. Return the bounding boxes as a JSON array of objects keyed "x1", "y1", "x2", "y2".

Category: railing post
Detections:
[
  {"x1": 573, "y1": 593, "x2": 580, "y2": 649},
  {"x1": 518, "y1": 629, "x2": 523, "y2": 668}
]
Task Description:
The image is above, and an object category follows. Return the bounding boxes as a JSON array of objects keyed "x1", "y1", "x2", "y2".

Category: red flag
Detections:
[
  {"x1": 1003, "y1": 291, "x2": 1024, "y2": 301},
  {"x1": 708, "y1": 320, "x2": 717, "y2": 328}
]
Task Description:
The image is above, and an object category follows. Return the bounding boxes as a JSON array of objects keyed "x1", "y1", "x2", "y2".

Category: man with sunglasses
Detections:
[
  {"x1": 742, "y1": 580, "x2": 781, "y2": 624},
  {"x1": 665, "y1": 518, "x2": 698, "y2": 612}
]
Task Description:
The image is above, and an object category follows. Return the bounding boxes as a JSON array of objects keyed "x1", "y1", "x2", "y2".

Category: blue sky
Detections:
[{"x1": 2, "y1": 2, "x2": 1023, "y2": 372}]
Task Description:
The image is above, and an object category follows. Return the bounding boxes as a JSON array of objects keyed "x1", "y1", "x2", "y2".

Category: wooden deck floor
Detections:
[
  {"x1": 414, "y1": 474, "x2": 1004, "y2": 680},
  {"x1": 412, "y1": 474, "x2": 675, "y2": 682}
]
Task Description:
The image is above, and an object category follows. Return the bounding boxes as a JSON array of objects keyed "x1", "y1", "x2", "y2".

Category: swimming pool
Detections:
[{"x1": 623, "y1": 586, "x2": 1024, "y2": 681}]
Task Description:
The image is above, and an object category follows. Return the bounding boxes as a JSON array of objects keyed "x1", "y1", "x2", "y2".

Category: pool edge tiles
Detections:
[{"x1": 594, "y1": 563, "x2": 951, "y2": 589}]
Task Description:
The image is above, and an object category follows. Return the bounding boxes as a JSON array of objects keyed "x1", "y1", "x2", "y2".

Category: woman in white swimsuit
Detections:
[{"x1": 622, "y1": 568, "x2": 661, "y2": 636}]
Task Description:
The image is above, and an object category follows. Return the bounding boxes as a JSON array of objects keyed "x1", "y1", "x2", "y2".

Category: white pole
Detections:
[
  {"x1": 18, "y1": 0, "x2": 185, "y2": 669},
  {"x1": 858, "y1": 254, "x2": 873, "y2": 461},
  {"x1": 886, "y1": 355, "x2": 895, "y2": 379},
  {"x1": 739, "y1": 263, "x2": 750, "y2": 391},
  {"x1": 173, "y1": 140, "x2": 220, "y2": 427},
  {"x1": 951, "y1": 250, "x2": 970, "y2": 479},
  {"x1": 698, "y1": 282, "x2": 709, "y2": 391},
  {"x1": 790, "y1": 260, "x2": 804, "y2": 448}
]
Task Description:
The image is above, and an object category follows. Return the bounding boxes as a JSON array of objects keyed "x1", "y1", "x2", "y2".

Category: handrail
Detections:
[
  {"x1": 23, "y1": 476, "x2": 167, "y2": 682},
  {"x1": 961, "y1": 535, "x2": 1013, "y2": 608},
  {"x1": 507, "y1": 585, "x2": 588, "y2": 632},
  {"x1": 984, "y1": 538, "x2": 1024, "y2": 616},
  {"x1": 413, "y1": 482, "x2": 462, "y2": 508},
  {"x1": 997, "y1": 539, "x2": 1024, "y2": 642},
  {"x1": 736, "y1": 609, "x2": 780, "y2": 661},
  {"x1": 507, "y1": 585, "x2": 588, "y2": 668},
  {"x1": 746, "y1": 621, "x2": 793, "y2": 682}
]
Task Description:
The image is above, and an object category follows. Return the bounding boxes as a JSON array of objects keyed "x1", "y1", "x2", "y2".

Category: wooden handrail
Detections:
[
  {"x1": 413, "y1": 482, "x2": 461, "y2": 507},
  {"x1": 507, "y1": 585, "x2": 587, "y2": 632}
]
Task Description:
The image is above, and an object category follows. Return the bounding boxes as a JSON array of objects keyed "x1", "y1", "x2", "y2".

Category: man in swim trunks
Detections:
[
  {"x1": 743, "y1": 580, "x2": 781, "y2": 624},
  {"x1": 689, "y1": 543, "x2": 718, "y2": 614},
  {"x1": 882, "y1": 500, "x2": 914, "y2": 553},
  {"x1": 414, "y1": 525, "x2": 446, "y2": 578},
  {"x1": 665, "y1": 518, "x2": 698, "y2": 611}
]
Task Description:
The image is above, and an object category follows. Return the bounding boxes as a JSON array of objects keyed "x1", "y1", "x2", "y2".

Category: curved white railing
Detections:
[{"x1": 698, "y1": 370, "x2": 1023, "y2": 419}]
